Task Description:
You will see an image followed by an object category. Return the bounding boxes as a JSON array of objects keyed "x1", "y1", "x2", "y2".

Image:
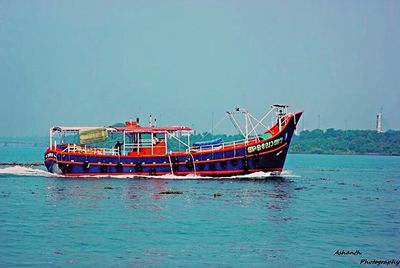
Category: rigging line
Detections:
[
  {"x1": 248, "y1": 113, "x2": 269, "y2": 130},
  {"x1": 252, "y1": 108, "x2": 274, "y2": 131},
  {"x1": 213, "y1": 114, "x2": 228, "y2": 132},
  {"x1": 167, "y1": 132, "x2": 189, "y2": 148},
  {"x1": 228, "y1": 117, "x2": 242, "y2": 137},
  {"x1": 247, "y1": 114, "x2": 259, "y2": 139},
  {"x1": 228, "y1": 112, "x2": 246, "y2": 138},
  {"x1": 199, "y1": 114, "x2": 227, "y2": 141}
]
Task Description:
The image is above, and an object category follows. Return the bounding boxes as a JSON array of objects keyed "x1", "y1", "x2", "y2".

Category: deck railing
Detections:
[
  {"x1": 58, "y1": 114, "x2": 294, "y2": 156},
  {"x1": 187, "y1": 113, "x2": 294, "y2": 153},
  {"x1": 189, "y1": 137, "x2": 259, "y2": 153},
  {"x1": 62, "y1": 144, "x2": 119, "y2": 156}
]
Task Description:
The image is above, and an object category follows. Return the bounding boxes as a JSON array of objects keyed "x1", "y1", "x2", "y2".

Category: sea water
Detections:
[{"x1": 0, "y1": 146, "x2": 399, "y2": 267}]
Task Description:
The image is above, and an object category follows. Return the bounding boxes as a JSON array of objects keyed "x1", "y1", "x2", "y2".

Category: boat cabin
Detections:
[{"x1": 49, "y1": 121, "x2": 192, "y2": 157}]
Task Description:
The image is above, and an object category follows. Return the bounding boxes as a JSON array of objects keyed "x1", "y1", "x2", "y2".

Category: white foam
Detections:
[
  {"x1": 0, "y1": 165, "x2": 56, "y2": 177},
  {"x1": 278, "y1": 170, "x2": 301, "y2": 178},
  {"x1": 80, "y1": 170, "x2": 299, "y2": 180},
  {"x1": 138, "y1": 173, "x2": 214, "y2": 180},
  {"x1": 73, "y1": 173, "x2": 213, "y2": 180},
  {"x1": 230, "y1": 170, "x2": 299, "y2": 179}
]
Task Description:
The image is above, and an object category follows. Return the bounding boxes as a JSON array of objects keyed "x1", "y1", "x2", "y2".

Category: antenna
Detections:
[{"x1": 211, "y1": 112, "x2": 214, "y2": 135}]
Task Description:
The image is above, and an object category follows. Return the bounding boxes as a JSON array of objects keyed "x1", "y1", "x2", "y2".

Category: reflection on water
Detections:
[
  {"x1": 123, "y1": 185, "x2": 138, "y2": 201},
  {"x1": 268, "y1": 181, "x2": 292, "y2": 211},
  {"x1": 44, "y1": 177, "x2": 296, "y2": 226},
  {"x1": 45, "y1": 177, "x2": 294, "y2": 206},
  {"x1": 45, "y1": 178, "x2": 174, "y2": 212}
]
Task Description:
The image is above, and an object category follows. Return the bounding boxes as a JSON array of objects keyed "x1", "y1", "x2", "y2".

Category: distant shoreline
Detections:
[
  {"x1": 288, "y1": 152, "x2": 400, "y2": 157},
  {"x1": 289, "y1": 129, "x2": 400, "y2": 156}
]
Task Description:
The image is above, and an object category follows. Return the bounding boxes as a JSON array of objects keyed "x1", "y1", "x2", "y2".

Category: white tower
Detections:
[{"x1": 376, "y1": 111, "x2": 383, "y2": 133}]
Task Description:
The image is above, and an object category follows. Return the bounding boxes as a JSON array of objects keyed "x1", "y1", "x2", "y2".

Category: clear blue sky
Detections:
[{"x1": 1, "y1": 0, "x2": 399, "y2": 136}]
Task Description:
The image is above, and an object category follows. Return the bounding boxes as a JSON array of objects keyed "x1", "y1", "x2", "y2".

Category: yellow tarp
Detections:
[{"x1": 79, "y1": 128, "x2": 108, "y2": 144}]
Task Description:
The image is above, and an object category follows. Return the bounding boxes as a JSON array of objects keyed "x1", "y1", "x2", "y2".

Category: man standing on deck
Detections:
[{"x1": 115, "y1": 141, "x2": 123, "y2": 155}]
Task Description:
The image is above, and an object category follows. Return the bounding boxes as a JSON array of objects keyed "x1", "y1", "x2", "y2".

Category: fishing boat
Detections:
[{"x1": 44, "y1": 105, "x2": 302, "y2": 177}]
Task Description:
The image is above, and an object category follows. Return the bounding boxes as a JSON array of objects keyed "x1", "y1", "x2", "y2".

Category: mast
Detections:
[
  {"x1": 244, "y1": 109, "x2": 248, "y2": 142},
  {"x1": 49, "y1": 128, "x2": 52, "y2": 148}
]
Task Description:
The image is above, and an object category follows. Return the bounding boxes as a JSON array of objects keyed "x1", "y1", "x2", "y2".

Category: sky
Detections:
[{"x1": 0, "y1": 0, "x2": 399, "y2": 136}]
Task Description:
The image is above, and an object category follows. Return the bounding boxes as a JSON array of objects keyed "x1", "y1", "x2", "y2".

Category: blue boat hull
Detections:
[{"x1": 44, "y1": 112, "x2": 301, "y2": 177}]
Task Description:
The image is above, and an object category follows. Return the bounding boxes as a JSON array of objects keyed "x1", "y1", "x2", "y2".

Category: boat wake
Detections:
[
  {"x1": 0, "y1": 165, "x2": 299, "y2": 180},
  {"x1": 38, "y1": 170, "x2": 297, "y2": 180},
  {"x1": 231, "y1": 170, "x2": 299, "y2": 179},
  {"x1": 135, "y1": 170, "x2": 299, "y2": 180},
  {"x1": 0, "y1": 165, "x2": 57, "y2": 177}
]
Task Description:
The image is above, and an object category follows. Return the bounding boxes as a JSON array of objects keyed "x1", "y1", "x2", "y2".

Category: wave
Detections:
[
  {"x1": 0, "y1": 166, "x2": 298, "y2": 180},
  {"x1": 71, "y1": 170, "x2": 299, "y2": 180},
  {"x1": 230, "y1": 170, "x2": 299, "y2": 179}
]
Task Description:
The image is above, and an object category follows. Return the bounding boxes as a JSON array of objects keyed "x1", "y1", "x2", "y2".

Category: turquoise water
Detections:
[{"x1": 0, "y1": 146, "x2": 399, "y2": 267}]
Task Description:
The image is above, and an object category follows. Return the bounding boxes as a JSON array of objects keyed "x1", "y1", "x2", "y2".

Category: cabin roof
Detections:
[
  {"x1": 52, "y1": 125, "x2": 191, "y2": 133},
  {"x1": 114, "y1": 126, "x2": 192, "y2": 133},
  {"x1": 272, "y1": 104, "x2": 289, "y2": 108}
]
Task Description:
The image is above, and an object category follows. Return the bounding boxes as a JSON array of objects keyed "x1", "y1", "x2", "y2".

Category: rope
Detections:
[
  {"x1": 292, "y1": 113, "x2": 297, "y2": 126},
  {"x1": 167, "y1": 154, "x2": 174, "y2": 175},
  {"x1": 188, "y1": 152, "x2": 197, "y2": 176}
]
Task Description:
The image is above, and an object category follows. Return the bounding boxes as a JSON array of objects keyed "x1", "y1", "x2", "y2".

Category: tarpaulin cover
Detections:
[
  {"x1": 193, "y1": 138, "x2": 223, "y2": 149},
  {"x1": 79, "y1": 128, "x2": 108, "y2": 144},
  {"x1": 259, "y1": 133, "x2": 273, "y2": 140}
]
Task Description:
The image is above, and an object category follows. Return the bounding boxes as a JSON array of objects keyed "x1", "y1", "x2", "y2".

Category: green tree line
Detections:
[
  {"x1": 289, "y1": 129, "x2": 400, "y2": 155},
  {"x1": 189, "y1": 129, "x2": 400, "y2": 155}
]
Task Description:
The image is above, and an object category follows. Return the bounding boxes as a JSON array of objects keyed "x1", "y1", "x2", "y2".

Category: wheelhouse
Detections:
[{"x1": 49, "y1": 123, "x2": 193, "y2": 157}]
